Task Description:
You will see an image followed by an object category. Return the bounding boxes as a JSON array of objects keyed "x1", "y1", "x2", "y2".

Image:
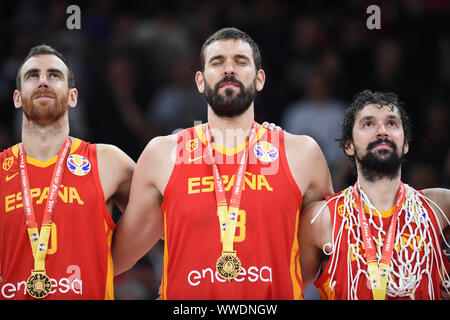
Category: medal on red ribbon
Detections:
[
  {"x1": 204, "y1": 123, "x2": 259, "y2": 281},
  {"x1": 18, "y1": 138, "x2": 72, "y2": 299},
  {"x1": 353, "y1": 181, "x2": 406, "y2": 300}
]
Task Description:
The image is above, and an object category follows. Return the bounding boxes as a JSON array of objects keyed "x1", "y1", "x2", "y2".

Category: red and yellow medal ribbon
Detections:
[
  {"x1": 353, "y1": 181, "x2": 406, "y2": 300},
  {"x1": 204, "y1": 123, "x2": 258, "y2": 253},
  {"x1": 18, "y1": 138, "x2": 71, "y2": 277}
]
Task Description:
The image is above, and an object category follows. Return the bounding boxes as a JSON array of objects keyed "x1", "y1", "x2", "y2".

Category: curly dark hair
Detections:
[{"x1": 338, "y1": 90, "x2": 413, "y2": 164}]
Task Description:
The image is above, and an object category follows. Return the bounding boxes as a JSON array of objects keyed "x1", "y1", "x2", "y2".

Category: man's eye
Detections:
[{"x1": 388, "y1": 120, "x2": 398, "y2": 127}]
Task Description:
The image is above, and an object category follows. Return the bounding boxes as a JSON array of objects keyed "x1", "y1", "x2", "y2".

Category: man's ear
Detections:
[
  {"x1": 344, "y1": 140, "x2": 354, "y2": 157},
  {"x1": 255, "y1": 69, "x2": 265, "y2": 92},
  {"x1": 195, "y1": 71, "x2": 205, "y2": 94},
  {"x1": 68, "y1": 88, "x2": 78, "y2": 108},
  {"x1": 13, "y1": 90, "x2": 22, "y2": 109},
  {"x1": 403, "y1": 140, "x2": 409, "y2": 155}
]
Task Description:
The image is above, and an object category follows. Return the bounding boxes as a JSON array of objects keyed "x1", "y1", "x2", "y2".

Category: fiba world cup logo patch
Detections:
[
  {"x1": 67, "y1": 154, "x2": 91, "y2": 176},
  {"x1": 254, "y1": 141, "x2": 278, "y2": 163}
]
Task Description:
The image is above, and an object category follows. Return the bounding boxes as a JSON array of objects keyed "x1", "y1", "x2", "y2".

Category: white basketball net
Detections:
[{"x1": 312, "y1": 184, "x2": 450, "y2": 300}]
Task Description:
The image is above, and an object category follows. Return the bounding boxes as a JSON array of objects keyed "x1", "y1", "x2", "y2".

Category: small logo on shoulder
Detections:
[
  {"x1": 186, "y1": 139, "x2": 199, "y2": 152},
  {"x1": 2, "y1": 156, "x2": 14, "y2": 171}
]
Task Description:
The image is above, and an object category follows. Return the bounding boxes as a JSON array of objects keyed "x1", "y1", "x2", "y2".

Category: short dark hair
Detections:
[
  {"x1": 339, "y1": 89, "x2": 413, "y2": 164},
  {"x1": 199, "y1": 27, "x2": 262, "y2": 71},
  {"x1": 16, "y1": 44, "x2": 75, "y2": 90}
]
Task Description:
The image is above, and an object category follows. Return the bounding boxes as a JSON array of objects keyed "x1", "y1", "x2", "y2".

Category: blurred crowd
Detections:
[{"x1": 0, "y1": 0, "x2": 448, "y2": 299}]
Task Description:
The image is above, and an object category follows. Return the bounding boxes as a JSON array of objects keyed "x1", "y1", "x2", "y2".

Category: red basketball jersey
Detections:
[
  {"x1": 315, "y1": 188, "x2": 448, "y2": 300},
  {"x1": 161, "y1": 124, "x2": 303, "y2": 299},
  {"x1": 0, "y1": 139, "x2": 114, "y2": 300}
]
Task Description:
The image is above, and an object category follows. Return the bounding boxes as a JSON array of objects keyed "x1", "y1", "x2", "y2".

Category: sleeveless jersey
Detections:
[
  {"x1": 0, "y1": 139, "x2": 115, "y2": 300},
  {"x1": 315, "y1": 189, "x2": 448, "y2": 300},
  {"x1": 161, "y1": 124, "x2": 303, "y2": 299}
]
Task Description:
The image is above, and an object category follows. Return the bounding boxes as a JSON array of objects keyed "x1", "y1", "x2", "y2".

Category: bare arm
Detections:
[
  {"x1": 284, "y1": 133, "x2": 334, "y2": 208},
  {"x1": 97, "y1": 144, "x2": 136, "y2": 215},
  {"x1": 112, "y1": 134, "x2": 176, "y2": 275},
  {"x1": 283, "y1": 133, "x2": 334, "y2": 288},
  {"x1": 299, "y1": 200, "x2": 333, "y2": 288}
]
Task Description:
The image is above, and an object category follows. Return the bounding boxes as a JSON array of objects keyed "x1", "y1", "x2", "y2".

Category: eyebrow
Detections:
[
  {"x1": 208, "y1": 54, "x2": 251, "y2": 64},
  {"x1": 234, "y1": 54, "x2": 250, "y2": 62},
  {"x1": 23, "y1": 68, "x2": 64, "y2": 78},
  {"x1": 358, "y1": 114, "x2": 400, "y2": 124},
  {"x1": 207, "y1": 55, "x2": 223, "y2": 63}
]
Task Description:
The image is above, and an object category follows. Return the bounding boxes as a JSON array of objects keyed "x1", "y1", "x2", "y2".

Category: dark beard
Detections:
[
  {"x1": 204, "y1": 75, "x2": 256, "y2": 118},
  {"x1": 355, "y1": 138, "x2": 404, "y2": 182}
]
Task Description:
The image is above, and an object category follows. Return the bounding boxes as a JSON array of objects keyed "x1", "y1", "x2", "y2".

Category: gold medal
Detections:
[
  {"x1": 216, "y1": 251, "x2": 241, "y2": 280},
  {"x1": 26, "y1": 271, "x2": 52, "y2": 299}
]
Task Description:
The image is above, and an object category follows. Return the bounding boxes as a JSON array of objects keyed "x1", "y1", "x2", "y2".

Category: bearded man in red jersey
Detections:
[
  {"x1": 113, "y1": 28, "x2": 333, "y2": 299},
  {"x1": 0, "y1": 45, "x2": 135, "y2": 300}
]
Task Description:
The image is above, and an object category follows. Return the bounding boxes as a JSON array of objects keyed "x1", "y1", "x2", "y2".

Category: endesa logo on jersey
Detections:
[
  {"x1": 187, "y1": 265, "x2": 273, "y2": 286},
  {"x1": 1, "y1": 265, "x2": 83, "y2": 299},
  {"x1": 67, "y1": 154, "x2": 91, "y2": 176}
]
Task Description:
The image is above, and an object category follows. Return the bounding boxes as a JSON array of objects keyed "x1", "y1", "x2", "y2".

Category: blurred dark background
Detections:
[{"x1": 0, "y1": 0, "x2": 448, "y2": 299}]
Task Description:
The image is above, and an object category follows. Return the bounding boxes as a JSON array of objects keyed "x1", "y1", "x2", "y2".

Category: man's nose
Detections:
[
  {"x1": 224, "y1": 61, "x2": 235, "y2": 76},
  {"x1": 38, "y1": 74, "x2": 49, "y2": 87},
  {"x1": 376, "y1": 123, "x2": 388, "y2": 138}
]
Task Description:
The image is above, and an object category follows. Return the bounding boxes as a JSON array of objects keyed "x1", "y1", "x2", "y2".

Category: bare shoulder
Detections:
[
  {"x1": 283, "y1": 132, "x2": 326, "y2": 167},
  {"x1": 96, "y1": 143, "x2": 135, "y2": 178},
  {"x1": 138, "y1": 133, "x2": 178, "y2": 165},
  {"x1": 422, "y1": 188, "x2": 450, "y2": 201},
  {"x1": 95, "y1": 144, "x2": 135, "y2": 205},
  {"x1": 96, "y1": 143, "x2": 134, "y2": 165},
  {"x1": 135, "y1": 133, "x2": 178, "y2": 194},
  {"x1": 421, "y1": 188, "x2": 450, "y2": 228},
  {"x1": 421, "y1": 188, "x2": 450, "y2": 212},
  {"x1": 283, "y1": 132, "x2": 320, "y2": 155}
]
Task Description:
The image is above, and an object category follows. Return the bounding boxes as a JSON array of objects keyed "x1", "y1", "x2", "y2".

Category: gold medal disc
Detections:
[
  {"x1": 27, "y1": 271, "x2": 52, "y2": 299},
  {"x1": 216, "y1": 251, "x2": 241, "y2": 280}
]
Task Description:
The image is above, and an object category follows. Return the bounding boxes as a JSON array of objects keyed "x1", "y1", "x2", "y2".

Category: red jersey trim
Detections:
[
  {"x1": 89, "y1": 144, "x2": 115, "y2": 299},
  {"x1": 89, "y1": 144, "x2": 115, "y2": 230},
  {"x1": 289, "y1": 208, "x2": 303, "y2": 299},
  {"x1": 161, "y1": 210, "x2": 169, "y2": 300},
  {"x1": 161, "y1": 133, "x2": 186, "y2": 214},
  {"x1": 278, "y1": 131, "x2": 303, "y2": 208}
]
